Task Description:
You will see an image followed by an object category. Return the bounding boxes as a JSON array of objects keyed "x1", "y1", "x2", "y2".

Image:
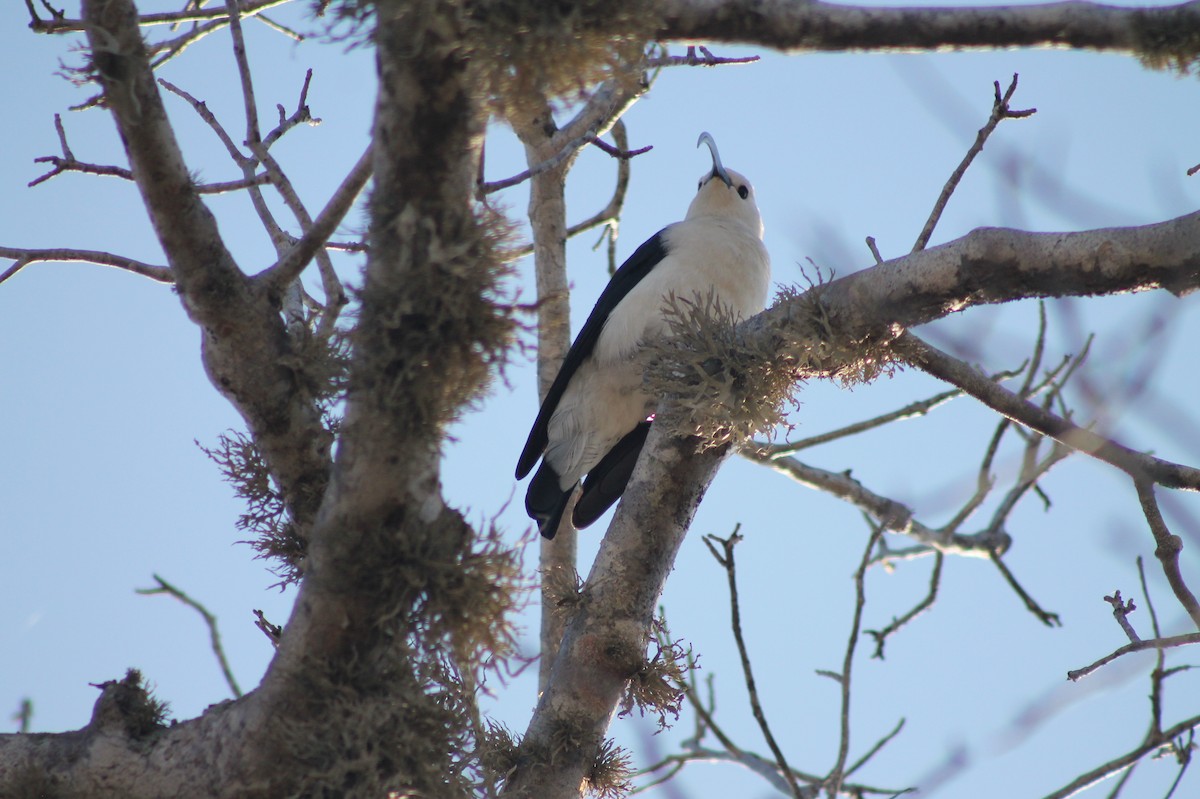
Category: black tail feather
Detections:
[
  {"x1": 573, "y1": 422, "x2": 651, "y2": 529},
  {"x1": 526, "y1": 461, "x2": 575, "y2": 539}
]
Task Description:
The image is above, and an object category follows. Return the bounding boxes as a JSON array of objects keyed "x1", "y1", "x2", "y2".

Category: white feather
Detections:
[{"x1": 544, "y1": 167, "x2": 771, "y2": 490}]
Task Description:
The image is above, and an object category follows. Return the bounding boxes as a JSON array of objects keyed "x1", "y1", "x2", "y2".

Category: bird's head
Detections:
[{"x1": 686, "y1": 132, "x2": 764, "y2": 238}]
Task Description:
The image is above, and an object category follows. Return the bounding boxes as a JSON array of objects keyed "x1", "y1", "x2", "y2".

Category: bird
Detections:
[{"x1": 516, "y1": 132, "x2": 771, "y2": 539}]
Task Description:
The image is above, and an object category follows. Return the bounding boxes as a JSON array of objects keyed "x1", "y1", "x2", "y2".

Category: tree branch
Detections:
[
  {"x1": 1135, "y1": 479, "x2": 1200, "y2": 630},
  {"x1": 912, "y1": 73, "x2": 1035, "y2": 253},
  {"x1": 703, "y1": 529, "x2": 804, "y2": 799},
  {"x1": 82, "y1": 0, "x2": 334, "y2": 559},
  {"x1": 892, "y1": 334, "x2": 1200, "y2": 491},
  {"x1": 1041, "y1": 713, "x2": 1200, "y2": 799},
  {"x1": 135, "y1": 574, "x2": 242, "y2": 698},
  {"x1": 0, "y1": 247, "x2": 172, "y2": 285},
  {"x1": 658, "y1": 0, "x2": 1197, "y2": 56},
  {"x1": 506, "y1": 424, "x2": 732, "y2": 797}
]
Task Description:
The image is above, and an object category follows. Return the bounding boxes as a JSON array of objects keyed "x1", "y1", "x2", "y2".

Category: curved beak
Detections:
[{"x1": 696, "y1": 131, "x2": 733, "y2": 188}]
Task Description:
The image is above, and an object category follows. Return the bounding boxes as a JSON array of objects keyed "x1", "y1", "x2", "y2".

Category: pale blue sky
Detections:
[{"x1": 3, "y1": 2, "x2": 1200, "y2": 797}]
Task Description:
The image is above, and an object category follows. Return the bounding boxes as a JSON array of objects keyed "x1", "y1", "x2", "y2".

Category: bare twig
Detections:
[
  {"x1": 703, "y1": 528, "x2": 804, "y2": 799},
  {"x1": 588, "y1": 135, "x2": 652, "y2": 161},
  {"x1": 262, "y1": 69, "x2": 321, "y2": 149},
  {"x1": 866, "y1": 552, "x2": 943, "y2": 659},
  {"x1": 507, "y1": 120, "x2": 640, "y2": 265},
  {"x1": 1067, "y1": 633, "x2": 1200, "y2": 682},
  {"x1": 827, "y1": 522, "x2": 887, "y2": 796},
  {"x1": 136, "y1": 574, "x2": 242, "y2": 698},
  {"x1": 259, "y1": 143, "x2": 371, "y2": 315},
  {"x1": 1104, "y1": 590, "x2": 1141, "y2": 644},
  {"x1": 845, "y1": 717, "x2": 906, "y2": 779},
  {"x1": 988, "y1": 549, "x2": 1061, "y2": 627},
  {"x1": 11, "y1": 699, "x2": 33, "y2": 734},
  {"x1": 742, "y1": 452, "x2": 1011, "y2": 558},
  {"x1": 158, "y1": 78, "x2": 248, "y2": 163},
  {"x1": 481, "y1": 127, "x2": 608, "y2": 194},
  {"x1": 28, "y1": 0, "x2": 291, "y2": 33},
  {"x1": 253, "y1": 608, "x2": 282, "y2": 648},
  {"x1": 865, "y1": 236, "x2": 884, "y2": 265},
  {"x1": 0, "y1": 247, "x2": 172, "y2": 286},
  {"x1": 1135, "y1": 479, "x2": 1200, "y2": 630},
  {"x1": 644, "y1": 45, "x2": 760, "y2": 69},
  {"x1": 912, "y1": 74, "x2": 1035, "y2": 253},
  {"x1": 756, "y1": 386, "x2": 966, "y2": 457},
  {"x1": 894, "y1": 333, "x2": 1200, "y2": 492},
  {"x1": 1041, "y1": 713, "x2": 1200, "y2": 799}
]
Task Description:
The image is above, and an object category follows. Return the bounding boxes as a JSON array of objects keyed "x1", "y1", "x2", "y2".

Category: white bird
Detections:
[{"x1": 516, "y1": 132, "x2": 771, "y2": 538}]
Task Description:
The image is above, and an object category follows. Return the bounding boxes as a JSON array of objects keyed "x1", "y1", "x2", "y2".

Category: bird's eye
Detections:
[{"x1": 737, "y1": 185, "x2": 749, "y2": 199}]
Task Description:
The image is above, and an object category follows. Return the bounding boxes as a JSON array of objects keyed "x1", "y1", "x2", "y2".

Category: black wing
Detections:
[{"x1": 515, "y1": 228, "x2": 671, "y2": 479}]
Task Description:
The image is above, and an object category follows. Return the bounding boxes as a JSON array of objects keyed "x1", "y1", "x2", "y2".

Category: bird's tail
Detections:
[{"x1": 526, "y1": 461, "x2": 574, "y2": 539}]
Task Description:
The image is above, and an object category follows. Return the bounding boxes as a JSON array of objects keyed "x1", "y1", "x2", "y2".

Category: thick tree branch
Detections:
[
  {"x1": 82, "y1": 0, "x2": 334, "y2": 553},
  {"x1": 511, "y1": 93, "x2": 582, "y2": 691},
  {"x1": 509, "y1": 72, "x2": 647, "y2": 691},
  {"x1": 657, "y1": 0, "x2": 1199, "y2": 57},
  {"x1": 506, "y1": 424, "x2": 731, "y2": 797}
]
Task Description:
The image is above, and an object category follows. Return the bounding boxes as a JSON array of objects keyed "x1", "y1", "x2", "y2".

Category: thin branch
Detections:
[
  {"x1": 481, "y1": 128, "x2": 606, "y2": 194},
  {"x1": 1041, "y1": 714, "x2": 1200, "y2": 799},
  {"x1": 262, "y1": 68, "x2": 321, "y2": 149},
  {"x1": 258, "y1": 143, "x2": 371, "y2": 302},
  {"x1": 644, "y1": 45, "x2": 760, "y2": 69},
  {"x1": 988, "y1": 549, "x2": 1061, "y2": 627},
  {"x1": 253, "y1": 608, "x2": 282, "y2": 648},
  {"x1": 894, "y1": 333, "x2": 1200, "y2": 492},
  {"x1": 136, "y1": 574, "x2": 242, "y2": 698},
  {"x1": 195, "y1": 173, "x2": 273, "y2": 194},
  {"x1": 845, "y1": 717, "x2": 906, "y2": 778},
  {"x1": 588, "y1": 136, "x2": 652, "y2": 161},
  {"x1": 158, "y1": 78, "x2": 248, "y2": 164},
  {"x1": 1135, "y1": 479, "x2": 1200, "y2": 630},
  {"x1": 742, "y1": 452, "x2": 1012, "y2": 557},
  {"x1": 757, "y1": 386, "x2": 966, "y2": 457},
  {"x1": 703, "y1": 528, "x2": 804, "y2": 799},
  {"x1": 505, "y1": 120, "x2": 640, "y2": 264},
  {"x1": 827, "y1": 522, "x2": 887, "y2": 796},
  {"x1": 28, "y1": 0, "x2": 291, "y2": 33},
  {"x1": 254, "y1": 12, "x2": 304, "y2": 41},
  {"x1": 1139, "y1": 556, "x2": 1169, "y2": 740},
  {"x1": 913, "y1": 74, "x2": 1035, "y2": 253},
  {"x1": 866, "y1": 552, "x2": 943, "y2": 659},
  {"x1": 1067, "y1": 633, "x2": 1200, "y2": 682},
  {"x1": 227, "y1": 0, "x2": 262, "y2": 151},
  {"x1": 1104, "y1": 590, "x2": 1141, "y2": 644},
  {"x1": 0, "y1": 247, "x2": 172, "y2": 286}
]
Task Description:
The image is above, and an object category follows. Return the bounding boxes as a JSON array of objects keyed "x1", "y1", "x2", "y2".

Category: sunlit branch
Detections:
[{"x1": 0, "y1": 247, "x2": 172, "y2": 286}]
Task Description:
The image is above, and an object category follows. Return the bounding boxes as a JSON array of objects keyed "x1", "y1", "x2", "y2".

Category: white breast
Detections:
[
  {"x1": 595, "y1": 218, "x2": 770, "y2": 364},
  {"x1": 544, "y1": 217, "x2": 771, "y2": 489}
]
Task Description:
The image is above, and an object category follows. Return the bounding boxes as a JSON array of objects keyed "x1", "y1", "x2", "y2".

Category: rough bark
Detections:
[
  {"x1": 750, "y1": 210, "x2": 1200, "y2": 379},
  {"x1": 82, "y1": 0, "x2": 332, "y2": 542},
  {"x1": 505, "y1": 426, "x2": 731, "y2": 797},
  {"x1": 6, "y1": 0, "x2": 1200, "y2": 796},
  {"x1": 658, "y1": 0, "x2": 1200, "y2": 58}
]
